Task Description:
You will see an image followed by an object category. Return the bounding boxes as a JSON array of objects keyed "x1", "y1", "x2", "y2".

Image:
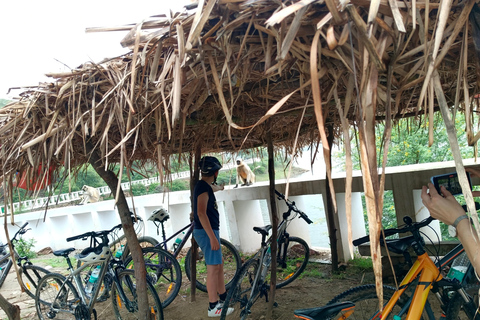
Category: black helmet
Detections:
[{"x1": 198, "y1": 156, "x2": 222, "y2": 176}]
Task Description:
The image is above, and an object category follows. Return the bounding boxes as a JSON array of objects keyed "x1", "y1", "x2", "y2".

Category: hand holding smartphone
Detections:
[{"x1": 430, "y1": 172, "x2": 472, "y2": 196}]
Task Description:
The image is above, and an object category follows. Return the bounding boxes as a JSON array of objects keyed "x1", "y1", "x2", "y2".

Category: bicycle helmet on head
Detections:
[
  {"x1": 76, "y1": 245, "x2": 111, "y2": 263},
  {"x1": 149, "y1": 207, "x2": 170, "y2": 223},
  {"x1": 198, "y1": 156, "x2": 222, "y2": 176}
]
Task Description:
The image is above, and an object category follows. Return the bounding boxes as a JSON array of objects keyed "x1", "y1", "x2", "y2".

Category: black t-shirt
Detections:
[{"x1": 193, "y1": 180, "x2": 220, "y2": 230}]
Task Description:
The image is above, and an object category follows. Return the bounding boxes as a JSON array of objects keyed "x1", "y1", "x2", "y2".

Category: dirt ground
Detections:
[{"x1": 0, "y1": 250, "x2": 376, "y2": 320}]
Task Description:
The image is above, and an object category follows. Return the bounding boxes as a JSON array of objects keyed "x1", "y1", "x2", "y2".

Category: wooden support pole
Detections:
[
  {"x1": 266, "y1": 119, "x2": 278, "y2": 320},
  {"x1": 189, "y1": 143, "x2": 202, "y2": 302}
]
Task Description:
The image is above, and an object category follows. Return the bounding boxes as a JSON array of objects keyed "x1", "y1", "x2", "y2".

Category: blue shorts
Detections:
[{"x1": 193, "y1": 229, "x2": 222, "y2": 265}]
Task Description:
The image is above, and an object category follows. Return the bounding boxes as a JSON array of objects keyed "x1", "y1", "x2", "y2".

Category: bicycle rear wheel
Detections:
[
  {"x1": 20, "y1": 264, "x2": 50, "y2": 299},
  {"x1": 185, "y1": 238, "x2": 241, "y2": 292},
  {"x1": 269, "y1": 236, "x2": 309, "y2": 289},
  {"x1": 328, "y1": 284, "x2": 408, "y2": 319},
  {"x1": 0, "y1": 258, "x2": 13, "y2": 288},
  {"x1": 445, "y1": 284, "x2": 480, "y2": 319},
  {"x1": 35, "y1": 273, "x2": 80, "y2": 320},
  {"x1": 220, "y1": 259, "x2": 261, "y2": 320},
  {"x1": 124, "y1": 247, "x2": 181, "y2": 308},
  {"x1": 111, "y1": 269, "x2": 163, "y2": 319}
]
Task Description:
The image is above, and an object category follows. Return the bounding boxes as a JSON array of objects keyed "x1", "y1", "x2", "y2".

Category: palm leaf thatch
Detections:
[{"x1": 2, "y1": 0, "x2": 480, "y2": 309}]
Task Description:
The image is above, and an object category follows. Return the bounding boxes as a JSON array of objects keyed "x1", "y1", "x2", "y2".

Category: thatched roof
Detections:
[{"x1": 1, "y1": 0, "x2": 479, "y2": 185}]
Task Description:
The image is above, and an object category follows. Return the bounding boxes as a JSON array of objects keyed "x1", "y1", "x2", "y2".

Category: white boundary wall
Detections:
[{"x1": 2, "y1": 159, "x2": 474, "y2": 261}]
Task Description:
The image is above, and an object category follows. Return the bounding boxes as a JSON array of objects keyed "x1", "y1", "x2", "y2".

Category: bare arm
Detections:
[
  {"x1": 197, "y1": 191, "x2": 220, "y2": 251},
  {"x1": 421, "y1": 183, "x2": 480, "y2": 274}
]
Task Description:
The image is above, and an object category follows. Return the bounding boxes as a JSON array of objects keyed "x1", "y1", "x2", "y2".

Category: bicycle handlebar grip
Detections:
[
  {"x1": 20, "y1": 222, "x2": 29, "y2": 229},
  {"x1": 66, "y1": 232, "x2": 94, "y2": 242},
  {"x1": 352, "y1": 235, "x2": 371, "y2": 246},
  {"x1": 300, "y1": 212, "x2": 313, "y2": 224},
  {"x1": 275, "y1": 190, "x2": 284, "y2": 199}
]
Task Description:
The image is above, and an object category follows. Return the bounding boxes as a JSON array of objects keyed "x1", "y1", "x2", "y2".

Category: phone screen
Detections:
[{"x1": 430, "y1": 172, "x2": 471, "y2": 196}]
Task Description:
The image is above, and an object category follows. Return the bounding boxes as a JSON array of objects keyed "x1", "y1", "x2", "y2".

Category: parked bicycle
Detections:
[
  {"x1": 34, "y1": 222, "x2": 163, "y2": 320},
  {"x1": 0, "y1": 222, "x2": 50, "y2": 299},
  {"x1": 123, "y1": 208, "x2": 241, "y2": 308},
  {"x1": 294, "y1": 216, "x2": 480, "y2": 319},
  {"x1": 220, "y1": 189, "x2": 313, "y2": 319}
]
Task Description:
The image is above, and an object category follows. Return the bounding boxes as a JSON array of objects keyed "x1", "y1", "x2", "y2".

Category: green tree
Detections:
[{"x1": 335, "y1": 114, "x2": 474, "y2": 234}]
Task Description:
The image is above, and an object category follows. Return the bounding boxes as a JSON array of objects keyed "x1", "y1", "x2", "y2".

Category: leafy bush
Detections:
[
  {"x1": 168, "y1": 180, "x2": 190, "y2": 192},
  {"x1": 130, "y1": 184, "x2": 147, "y2": 196},
  {"x1": 13, "y1": 237, "x2": 36, "y2": 259}
]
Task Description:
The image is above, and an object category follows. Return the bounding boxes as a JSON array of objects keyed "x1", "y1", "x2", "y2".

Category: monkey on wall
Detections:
[
  {"x1": 235, "y1": 159, "x2": 255, "y2": 188},
  {"x1": 79, "y1": 185, "x2": 101, "y2": 205}
]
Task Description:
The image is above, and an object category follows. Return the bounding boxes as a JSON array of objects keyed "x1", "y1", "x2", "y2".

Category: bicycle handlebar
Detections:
[
  {"x1": 66, "y1": 223, "x2": 122, "y2": 243},
  {"x1": 275, "y1": 190, "x2": 313, "y2": 224},
  {"x1": 12, "y1": 222, "x2": 30, "y2": 241},
  {"x1": 352, "y1": 216, "x2": 434, "y2": 246}
]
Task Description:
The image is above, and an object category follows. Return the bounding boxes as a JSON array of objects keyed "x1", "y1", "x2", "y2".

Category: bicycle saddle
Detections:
[
  {"x1": 53, "y1": 247, "x2": 76, "y2": 257},
  {"x1": 253, "y1": 225, "x2": 272, "y2": 236},
  {"x1": 294, "y1": 301, "x2": 354, "y2": 320}
]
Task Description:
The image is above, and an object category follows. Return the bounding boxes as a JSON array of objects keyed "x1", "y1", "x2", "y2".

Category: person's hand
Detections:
[
  {"x1": 421, "y1": 183, "x2": 466, "y2": 225},
  {"x1": 211, "y1": 184, "x2": 225, "y2": 192},
  {"x1": 210, "y1": 237, "x2": 220, "y2": 251},
  {"x1": 466, "y1": 167, "x2": 480, "y2": 179},
  {"x1": 465, "y1": 168, "x2": 480, "y2": 197}
]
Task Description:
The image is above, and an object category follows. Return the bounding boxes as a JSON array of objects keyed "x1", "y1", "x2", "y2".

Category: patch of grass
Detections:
[
  {"x1": 300, "y1": 267, "x2": 326, "y2": 279},
  {"x1": 349, "y1": 256, "x2": 373, "y2": 272},
  {"x1": 33, "y1": 256, "x2": 74, "y2": 270}
]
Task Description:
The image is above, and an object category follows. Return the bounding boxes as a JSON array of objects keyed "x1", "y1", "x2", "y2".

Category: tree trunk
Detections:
[
  {"x1": 325, "y1": 123, "x2": 339, "y2": 271},
  {"x1": 189, "y1": 147, "x2": 201, "y2": 302},
  {"x1": 85, "y1": 142, "x2": 150, "y2": 317},
  {"x1": 0, "y1": 293, "x2": 20, "y2": 320},
  {"x1": 266, "y1": 122, "x2": 278, "y2": 320}
]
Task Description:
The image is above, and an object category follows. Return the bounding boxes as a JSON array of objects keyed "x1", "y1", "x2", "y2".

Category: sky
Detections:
[{"x1": 0, "y1": 0, "x2": 191, "y2": 99}]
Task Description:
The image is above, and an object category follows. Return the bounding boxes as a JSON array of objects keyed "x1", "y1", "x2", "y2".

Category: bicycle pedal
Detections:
[{"x1": 273, "y1": 302, "x2": 278, "y2": 307}]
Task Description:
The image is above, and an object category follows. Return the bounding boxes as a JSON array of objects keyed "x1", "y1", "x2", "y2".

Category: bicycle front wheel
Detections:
[
  {"x1": 111, "y1": 269, "x2": 163, "y2": 319},
  {"x1": 0, "y1": 258, "x2": 13, "y2": 288},
  {"x1": 35, "y1": 273, "x2": 80, "y2": 320},
  {"x1": 270, "y1": 236, "x2": 309, "y2": 289},
  {"x1": 124, "y1": 247, "x2": 181, "y2": 308},
  {"x1": 328, "y1": 284, "x2": 407, "y2": 319},
  {"x1": 221, "y1": 259, "x2": 261, "y2": 320},
  {"x1": 122, "y1": 236, "x2": 159, "y2": 260},
  {"x1": 185, "y1": 238, "x2": 241, "y2": 292},
  {"x1": 20, "y1": 264, "x2": 50, "y2": 299}
]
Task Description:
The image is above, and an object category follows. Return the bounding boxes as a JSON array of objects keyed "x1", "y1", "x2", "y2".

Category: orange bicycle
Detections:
[{"x1": 294, "y1": 216, "x2": 480, "y2": 319}]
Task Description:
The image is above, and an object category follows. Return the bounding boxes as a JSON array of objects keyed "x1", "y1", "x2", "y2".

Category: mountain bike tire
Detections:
[
  {"x1": 19, "y1": 264, "x2": 50, "y2": 299},
  {"x1": 122, "y1": 236, "x2": 159, "y2": 260},
  {"x1": 111, "y1": 269, "x2": 164, "y2": 320},
  {"x1": 445, "y1": 284, "x2": 480, "y2": 319},
  {"x1": 327, "y1": 284, "x2": 410, "y2": 319},
  {"x1": 185, "y1": 238, "x2": 241, "y2": 292},
  {"x1": 220, "y1": 258, "x2": 261, "y2": 320},
  {"x1": 268, "y1": 236, "x2": 309, "y2": 289},
  {"x1": 0, "y1": 258, "x2": 12, "y2": 288},
  {"x1": 124, "y1": 247, "x2": 181, "y2": 308},
  {"x1": 35, "y1": 272, "x2": 80, "y2": 320}
]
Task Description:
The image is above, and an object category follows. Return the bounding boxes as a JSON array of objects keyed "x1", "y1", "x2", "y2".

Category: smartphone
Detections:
[{"x1": 430, "y1": 172, "x2": 472, "y2": 196}]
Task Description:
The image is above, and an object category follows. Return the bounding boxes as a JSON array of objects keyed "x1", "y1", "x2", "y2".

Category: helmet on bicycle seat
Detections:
[
  {"x1": 76, "y1": 245, "x2": 110, "y2": 263},
  {"x1": 198, "y1": 156, "x2": 222, "y2": 176},
  {"x1": 149, "y1": 208, "x2": 169, "y2": 223}
]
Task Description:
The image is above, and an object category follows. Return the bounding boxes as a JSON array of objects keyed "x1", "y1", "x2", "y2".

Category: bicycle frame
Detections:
[
  {"x1": 155, "y1": 222, "x2": 193, "y2": 258},
  {"x1": 377, "y1": 252, "x2": 442, "y2": 320}
]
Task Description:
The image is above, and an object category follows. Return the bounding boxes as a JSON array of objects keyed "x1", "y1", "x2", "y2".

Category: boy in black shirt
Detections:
[{"x1": 193, "y1": 156, "x2": 234, "y2": 317}]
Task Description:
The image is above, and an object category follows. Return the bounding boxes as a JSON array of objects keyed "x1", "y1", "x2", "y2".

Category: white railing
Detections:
[{"x1": 0, "y1": 158, "x2": 260, "y2": 215}]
